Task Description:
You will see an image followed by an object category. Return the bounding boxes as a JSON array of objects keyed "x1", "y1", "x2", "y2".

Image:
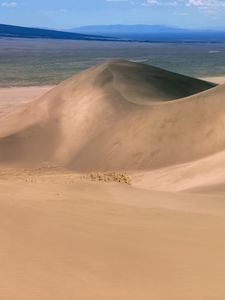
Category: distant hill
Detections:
[
  {"x1": 71, "y1": 24, "x2": 186, "y2": 34},
  {"x1": 2, "y1": 24, "x2": 225, "y2": 43},
  {"x1": 0, "y1": 24, "x2": 112, "y2": 41},
  {"x1": 71, "y1": 24, "x2": 225, "y2": 42}
]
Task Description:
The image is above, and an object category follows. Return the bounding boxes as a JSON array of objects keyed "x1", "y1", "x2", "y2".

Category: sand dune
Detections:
[
  {"x1": 0, "y1": 60, "x2": 222, "y2": 170},
  {"x1": 133, "y1": 148, "x2": 225, "y2": 194},
  {"x1": 1, "y1": 60, "x2": 225, "y2": 299}
]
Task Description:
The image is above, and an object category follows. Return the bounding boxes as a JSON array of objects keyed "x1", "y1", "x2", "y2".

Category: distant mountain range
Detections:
[
  {"x1": 71, "y1": 25, "x2": 225, "y2": 42},
  {"x1": 1, "y1": 23, "x2": 225, "y2": 42},
  {"x1": 0, "y1": 24, "x2": 112, "y2": 41},
  {"x1": 71, "y1": 25, "x2": 187, "y2": 34}
]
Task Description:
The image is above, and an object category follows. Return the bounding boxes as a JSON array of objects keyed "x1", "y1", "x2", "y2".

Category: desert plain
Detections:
[{"x1": 1, "y1": 60, "x2": 225, "y2": 299}]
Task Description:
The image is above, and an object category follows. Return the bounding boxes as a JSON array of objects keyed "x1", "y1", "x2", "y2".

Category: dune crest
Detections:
[{"x1": 0, "y1": 59, "x2": 223, "y2": 171}]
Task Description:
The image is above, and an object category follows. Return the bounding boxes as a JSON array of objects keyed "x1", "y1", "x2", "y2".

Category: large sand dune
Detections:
[
  {"x1": 2, "y1": 60, "x2": 225, "y2": 299},
  {"x1": 0, "y1": 59, "x2": 221, "y2": 170}
]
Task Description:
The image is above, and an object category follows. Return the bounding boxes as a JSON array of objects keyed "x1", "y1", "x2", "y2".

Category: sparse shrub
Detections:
[{"x1": 82, "y1": 171, "x2": 131, "y2": 185}]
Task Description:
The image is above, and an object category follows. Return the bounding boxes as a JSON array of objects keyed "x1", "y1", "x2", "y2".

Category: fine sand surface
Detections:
[
  {"x1": 0, "y1": 86, "x2": 54, "y2": 118},
  {"x1": 201, "y1": 76, "x2": 225, "y2": 84},
  {"x1": 1, "y1": 60, "x2": 225, "y2": 299},
  {"x1": 1, "y1": 168, "x2": 225, "y2": 300}
]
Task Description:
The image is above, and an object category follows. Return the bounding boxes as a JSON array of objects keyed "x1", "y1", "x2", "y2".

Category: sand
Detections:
[
  {"x1": 0, "y1": 85, "x2": 54, "y2": 118},
  {"x1": 201, "y1": 76, "x2": 225, "y2": 84},
  {"x1": 1, "y1": 60, "x2": 225, "y2": 299},
  {"x1": 1, "y1": 168, "x2": 225, "y2": 300}
]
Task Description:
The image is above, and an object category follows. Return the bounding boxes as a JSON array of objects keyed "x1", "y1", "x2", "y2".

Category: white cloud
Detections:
[
  {"x1": 143, "y1": 0, "x2": 159, "y2": 5},
  {"x1": 186, "y1": 0, "x2": 225, "y2": 13},
  {"x1": 1, "y1": 1, "x2": 18, "y2": 8},
  {"x1": 143, "y1": 0, "x2": 180, "y2": 6},
  {"x1": 142, "y1": 0, "x2": 225, "y2": 12},
  {"x1": 186, "y1": 0, "x2": 203, "y2": 5}
]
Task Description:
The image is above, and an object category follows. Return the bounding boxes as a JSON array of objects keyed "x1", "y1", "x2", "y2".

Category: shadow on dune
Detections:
[{"x1": 93, "y1": 60, "x2": 216, "y2": 104}]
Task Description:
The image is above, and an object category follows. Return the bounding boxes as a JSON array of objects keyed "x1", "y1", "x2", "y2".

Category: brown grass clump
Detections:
[{"x1": 82, "y1": 172, "x2": 131, "y2": 185}]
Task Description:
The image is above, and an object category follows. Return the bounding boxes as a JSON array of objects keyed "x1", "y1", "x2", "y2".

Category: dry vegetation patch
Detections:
[{"x1": 82, "y1": 172, "x2": 131, "y2": 185}]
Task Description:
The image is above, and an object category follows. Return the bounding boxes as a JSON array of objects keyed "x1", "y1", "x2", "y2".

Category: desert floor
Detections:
[{"x1": 1, "y1": 75, "x2": 225, "y2": 299}]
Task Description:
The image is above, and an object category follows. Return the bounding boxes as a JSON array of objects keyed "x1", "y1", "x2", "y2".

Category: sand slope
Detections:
[
  {"x1": 1, "y1": 170, "x2": 225, "y2": 300},
  {"x1": 0, "y1": 59, "x2": 221, "y2": 170}
]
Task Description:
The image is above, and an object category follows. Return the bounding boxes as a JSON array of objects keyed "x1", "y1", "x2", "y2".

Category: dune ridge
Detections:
[{"x1": 0, "y1": 59, "x2": 222, "y2": 171}]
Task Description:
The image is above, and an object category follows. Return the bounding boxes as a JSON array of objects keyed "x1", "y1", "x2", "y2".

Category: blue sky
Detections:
[{"x1": 0, "y1": 0, "x2": 225, "y2": 29}]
